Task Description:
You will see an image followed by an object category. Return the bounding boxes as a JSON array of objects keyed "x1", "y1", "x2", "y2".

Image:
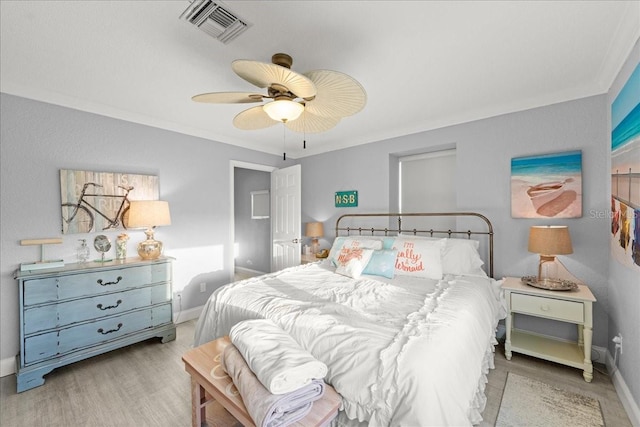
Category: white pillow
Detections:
[
  {"x1": 329, "y1": 237, "x2": 383, "y2": 266},
  {"x1": 442, "y1": 238, "x2": 485, "y2": 275},
  {"x1": 335, "y1": 248, "x2": 374, "y2": 279},
  {"x1": 391, "y1": 237, "x2": 445, "y2": 279},
  {"x1": 397, "y1": 235, "x2": 485, "y2": 275}
]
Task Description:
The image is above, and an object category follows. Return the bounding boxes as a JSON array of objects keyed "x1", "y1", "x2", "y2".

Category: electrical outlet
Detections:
[{"x1": 200, "y1": 282, "x2": 206, "y2": 293}]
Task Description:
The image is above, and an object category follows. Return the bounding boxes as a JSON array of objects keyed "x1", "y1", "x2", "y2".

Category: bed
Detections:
[{"x1": 194, "y1": 212, "x2": 506, "y2": 426}]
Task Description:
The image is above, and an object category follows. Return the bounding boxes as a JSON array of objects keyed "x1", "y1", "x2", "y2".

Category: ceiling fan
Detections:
[{"x1": 192, "y1": 53, "x2": 367, "y2": 134}]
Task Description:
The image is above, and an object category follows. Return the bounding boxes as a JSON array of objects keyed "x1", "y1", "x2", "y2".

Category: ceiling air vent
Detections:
[{"x1": 180, "y1": 0, "x2": 251, "y2": 44}]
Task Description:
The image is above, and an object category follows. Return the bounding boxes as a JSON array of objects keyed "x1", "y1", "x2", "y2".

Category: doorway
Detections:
[{"x1": 230, "y1": 161, "x2": 276, "y2": 280}]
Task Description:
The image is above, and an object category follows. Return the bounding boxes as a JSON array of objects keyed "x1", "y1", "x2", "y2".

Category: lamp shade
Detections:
[
  {"x1": 305, "y1": 222, "x2": 324, "y2": 238},
  {"x1": 127, "y1": 200, "x2": 171, "y2": 228},
  {"x1": 263, "y1": 100, "x2": 304, "y2": 122},
  {"x1": 528, "y1": 226, "x2": 573, "y2": 255}
]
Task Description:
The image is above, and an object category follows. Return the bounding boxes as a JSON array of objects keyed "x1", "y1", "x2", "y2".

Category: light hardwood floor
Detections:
[{"x1": 1, "y1": 320, "x2": 632, "y2": 426}]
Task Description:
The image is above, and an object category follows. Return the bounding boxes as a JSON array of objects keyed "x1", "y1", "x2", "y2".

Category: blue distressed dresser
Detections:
[{"x1": 15, "y1": 256, "x2": 176, "y2": 392}]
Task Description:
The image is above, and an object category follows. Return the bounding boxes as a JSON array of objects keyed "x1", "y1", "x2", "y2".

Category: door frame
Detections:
[{"x1": 229, "y1": 160, "x2": 277, "y2": 278}]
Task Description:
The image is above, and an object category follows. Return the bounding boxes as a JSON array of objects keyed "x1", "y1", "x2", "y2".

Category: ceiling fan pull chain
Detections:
[{"x1": 283, "y1": 124, "x2": 286, "y2": 160}]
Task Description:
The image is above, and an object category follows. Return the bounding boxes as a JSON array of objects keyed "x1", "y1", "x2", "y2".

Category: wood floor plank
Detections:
[{"x1": 0, "y1": 322, "x2": 632, "y2": 426}]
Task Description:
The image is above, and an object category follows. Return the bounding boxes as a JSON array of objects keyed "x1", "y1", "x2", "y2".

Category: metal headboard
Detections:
[{"x1": 335, "y1": 212, "x2": 494, "y2": 278}]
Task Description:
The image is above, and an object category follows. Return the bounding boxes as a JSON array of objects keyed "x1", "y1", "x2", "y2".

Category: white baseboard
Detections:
[
  {"x1": 1, "y1": 305, "x2": 205, "y2": 379},
  {"x1": 173, "y1": 304, "x2": 204, "y2": 324},
  {"x1": 1, "y1": 356, "x2": 15, "y2": 378},
  {"x1": 606, "y1": 349, "x2": 640, "y2": 427},
  {"x1": 591, "y1": 345, "x2": 607, "y2": 365}
]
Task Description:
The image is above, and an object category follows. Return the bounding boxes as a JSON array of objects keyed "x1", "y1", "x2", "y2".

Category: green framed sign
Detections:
[{"x1": 335, "y1": 190, "x2": 358, "y2": 207}]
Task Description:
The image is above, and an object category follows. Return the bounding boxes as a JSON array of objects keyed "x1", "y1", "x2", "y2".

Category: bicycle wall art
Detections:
[{"x1": 60, "y1": 169, "x2": 159, "y2": 234}]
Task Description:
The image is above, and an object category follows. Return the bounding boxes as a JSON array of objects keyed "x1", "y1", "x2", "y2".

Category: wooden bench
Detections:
[{"x1": 182, "y1": 336, "x2": 341, "y2": 427}]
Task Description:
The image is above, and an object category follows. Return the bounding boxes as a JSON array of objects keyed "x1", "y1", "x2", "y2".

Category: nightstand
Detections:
[{"x1": 502, "y1": 276, "x2": 596, "y2": 382}]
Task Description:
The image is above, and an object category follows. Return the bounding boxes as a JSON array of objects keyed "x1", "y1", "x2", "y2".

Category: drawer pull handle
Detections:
[
  {"x1": 540, "y1": 305, "x2": 551, "y2": 311},
  {"x1": 97, "y1": 299, "x2": 122, "y2": 311},
  {"x1": 97, "y1": 276, "x2": 123, "y2": 286},
  {"x1": 97, "y1": 323, "x2": 123, "y2": 335}
]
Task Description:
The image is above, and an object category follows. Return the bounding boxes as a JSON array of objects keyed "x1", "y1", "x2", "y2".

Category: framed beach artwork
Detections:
[
  {"x1": 610, "y1": 62, "x2": 640, "y2": 271},
  {"x1": 60, "y1": 169, "x2": 159, "y2": 234},
  {"x1": 511, "y1": 150, "x2": 582, "y2": 218}
]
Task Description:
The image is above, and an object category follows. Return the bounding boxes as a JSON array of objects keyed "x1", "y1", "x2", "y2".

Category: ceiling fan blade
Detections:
[
  {"x1": 232, "y1": 60, "x2": 317, "y2": 99},
  {"x1": 192, "y1": 92, "x2": 265, "y2": 104},
  {"x1": 285, "y1": 110, "x2": 340, "y2": 133},
  {"x1": 233, "y1": 106, "x2": 279, "y2": 130},
  {"x1": 303, "y1": 70, "x2": 367, "y2": 118}
]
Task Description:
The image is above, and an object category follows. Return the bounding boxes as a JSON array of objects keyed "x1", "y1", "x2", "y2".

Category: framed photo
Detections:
[
  {"x1": 251, "y1": 190, "x2": 270, "y2": 219},
  {"x1": 610, "y1": 63, "x2": 640, "y2": 270},
  {"x1": 60, "y1": 169, "x2": 159, "y2": 234},
  {"x1": 511, "y1": 150, "x2": 582, "y2": 218}
]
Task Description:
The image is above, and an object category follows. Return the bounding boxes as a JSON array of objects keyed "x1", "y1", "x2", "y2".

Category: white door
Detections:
[{"x1": 271, "y1": 164, "x2": 301, "y2": 271}]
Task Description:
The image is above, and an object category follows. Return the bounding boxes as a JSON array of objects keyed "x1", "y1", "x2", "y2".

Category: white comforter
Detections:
[{"x1": 194, "y1": 261, "x2": 505, "y2": 426}]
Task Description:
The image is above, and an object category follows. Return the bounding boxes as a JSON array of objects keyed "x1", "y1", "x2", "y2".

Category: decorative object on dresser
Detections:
[
  {"x1": 502, "y1": 276, "x2": 596, "y2": 382},
  {"x1": 19, "y1": 238, "x2": 65, "y2": 271},
  {"x1": 305, "y1": 222, "x2": 324, "y2": 254},
  {"x1": 15, "y1": 257, "x2": 176, "y2": 392},
  {"x1": 116, "y1": 233, "x2": 129, "y2": 260},
  {"x1": 93, "y1": 234, "x2": 112, "y2": 263},
  {"x1": 525, "y1": 225, "x2": 578, "y2": 290},
  {"x1": 127, "y1": 200, "x2": 171, "y2": 260},
  {"x1": 76, "y1": 238, "x2": 90, "y2": 263}
]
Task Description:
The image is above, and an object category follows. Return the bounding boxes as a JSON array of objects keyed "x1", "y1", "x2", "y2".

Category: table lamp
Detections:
[
  {"x1": 528, "y1": 225, "x2": 573, "y2": 282},
  {"x1": 127, "y1": 200, "x2": 171, "y2": 260},
  {"x1": 305, "y1": 222, "x2": 324, "y2": 254}
]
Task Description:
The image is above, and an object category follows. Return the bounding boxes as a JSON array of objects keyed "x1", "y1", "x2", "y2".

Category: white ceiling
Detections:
[{"x1": 1, "y1": 1, "x2": 638, "y2": 159}]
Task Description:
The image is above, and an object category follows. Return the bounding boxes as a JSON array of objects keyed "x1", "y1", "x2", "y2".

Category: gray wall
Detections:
[
  {"x1": 607, "y1": 38, "x2": 640, "y2": 410},
  {"x1": 0, "y1": 93, "x2": 283, "y2": 363},
  {"x1": 234, "y1": 168, "x2": 271, "y2": 273},
  {"x1": 300, "y1": 94, "x2": 611, "y2": 349}
]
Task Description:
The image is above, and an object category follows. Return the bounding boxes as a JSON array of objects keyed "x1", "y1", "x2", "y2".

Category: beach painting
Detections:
[
  {"x1": 511, "y1": 150, "x2": 582, "y2": 218},
  {"x1": 610, "y1": 62, "x2": 640, "y2": 271}
]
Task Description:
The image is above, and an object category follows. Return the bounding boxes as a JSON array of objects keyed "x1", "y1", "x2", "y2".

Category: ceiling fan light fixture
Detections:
[{"x1": 263, "y1": 100, "x2": 304, "y2": 123}]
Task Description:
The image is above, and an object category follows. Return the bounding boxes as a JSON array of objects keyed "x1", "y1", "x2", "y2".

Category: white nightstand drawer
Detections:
[{"x1": 511, "y1": 293, "x2": 584, "y2": 323}]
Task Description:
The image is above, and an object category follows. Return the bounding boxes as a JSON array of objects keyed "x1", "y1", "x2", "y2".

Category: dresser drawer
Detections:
[
  {"x1": 23, "y1": 284, "x2": 172, "y2": 335},
  {"x1": 23, "y1": 263, "x2": 170, "y2": 305},
  {"x1": 24, "y1": 308, "x2": 153, "y2": 365},
  {"x1": 511, "y1": 293, "x2": 584, "y2": 323}
]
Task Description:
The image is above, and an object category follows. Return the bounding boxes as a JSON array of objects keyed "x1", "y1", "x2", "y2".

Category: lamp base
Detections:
[
  {"x1": 137, "y1": 229, "x2": 163, "y2": 260},
  {"x1": 537, "y1": 254, "x2": 557, "y2": 282}
]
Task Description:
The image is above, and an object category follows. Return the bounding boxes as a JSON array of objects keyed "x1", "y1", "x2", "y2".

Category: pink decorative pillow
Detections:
[
  {"x1": 329, "y1": 237, "x2": 383, "y2": 266},
  {"x1": 335, "y1": 248, "x2": 374, "y2": 279},
  {"x1": 392, "y1": 238, "x2": 445, "y2": 279}
]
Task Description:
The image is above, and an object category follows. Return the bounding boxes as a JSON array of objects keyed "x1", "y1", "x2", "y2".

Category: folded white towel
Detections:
[
  {"x1": 222, "y1": 343, "x2": 325, "y2": 427},
  {"x1": 230, "y1": 319, "x2": 328, "y2": 395}
]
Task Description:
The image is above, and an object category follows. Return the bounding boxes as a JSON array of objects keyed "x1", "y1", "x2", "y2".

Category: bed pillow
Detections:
[
  {"x1": 442, "y1": 238, "x2": 485, "y2": 275},
  {"x1": 335, "y1": 248, "x2": 374, "y2": 279},
  {"x1": 391, "y1": 237, "x2": 445, "y2": 279},
  {"x1": 362, "y1": 249, "x2": 398, "y2": 279},
  {"x1": 397, "y1": 235, "x2": 485, "y2": 275},
  {"x1": 329, "y1": 237, "x2": 384, "y2": 266}
]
